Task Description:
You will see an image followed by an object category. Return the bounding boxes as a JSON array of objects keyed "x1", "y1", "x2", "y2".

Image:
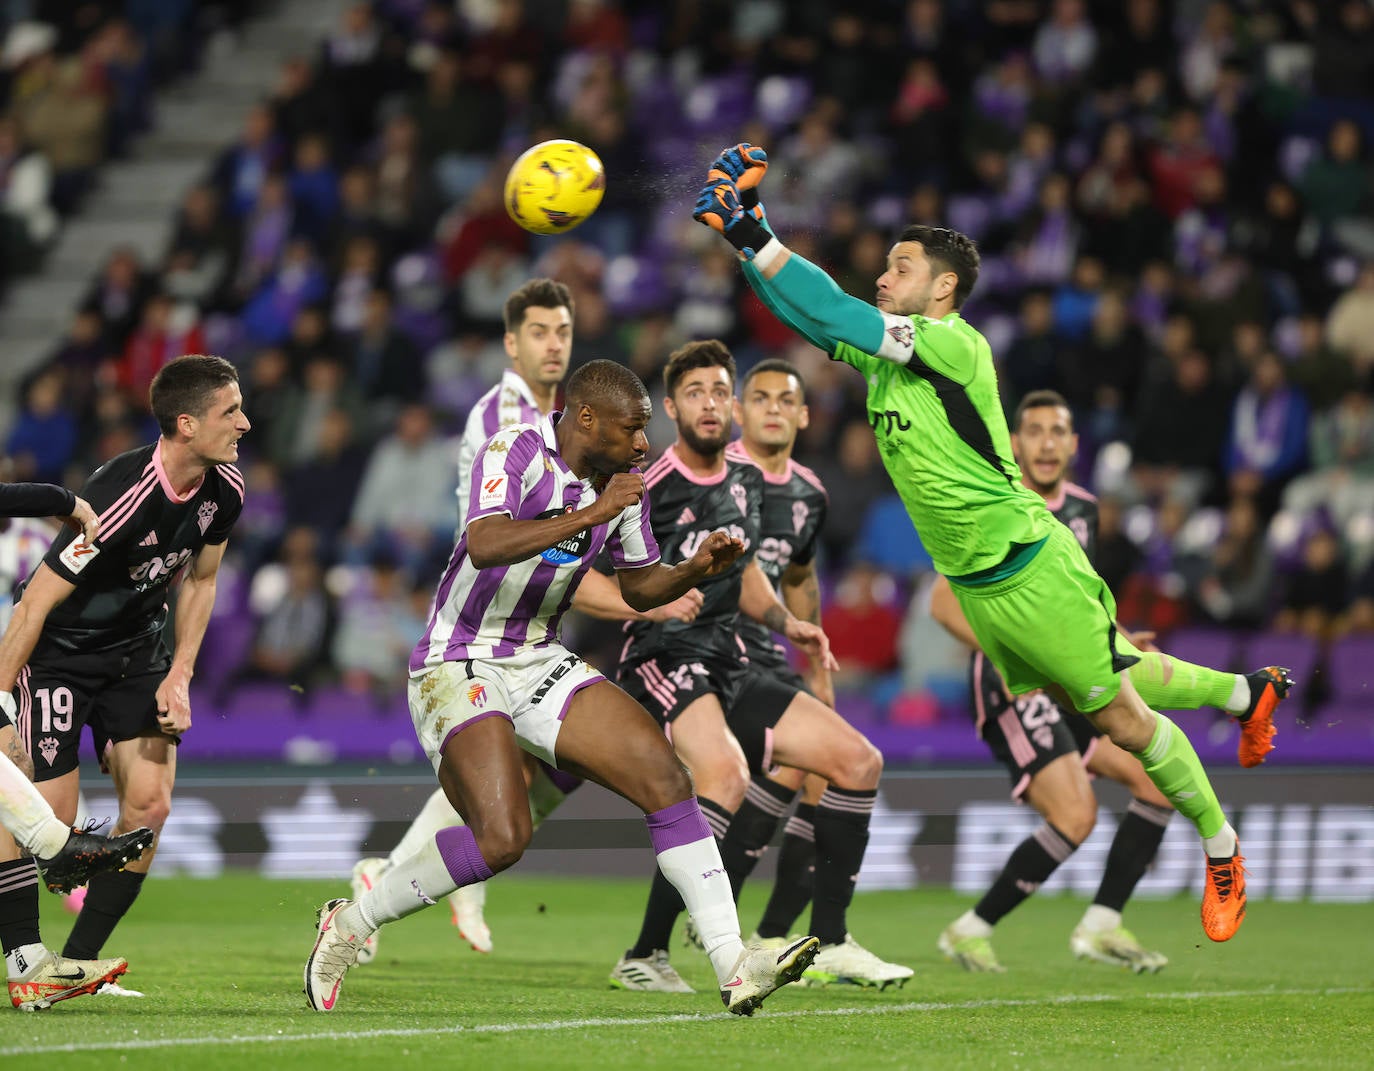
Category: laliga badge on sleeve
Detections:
[{"x1": 59, "y1": 539, "x2": 100, "y2": 574}]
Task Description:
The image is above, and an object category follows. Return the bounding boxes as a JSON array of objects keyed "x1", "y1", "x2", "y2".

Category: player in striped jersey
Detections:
[
  {"x1": 0, "y1": 355, "x2": 247, "y2": 1000},
  {"x1": 932, "y1": 391, "x2": 1290, "y2": 973},
  {"x1": 306, "y1": 361, "x2": 819, "y2": 1015},
  {"x1": 353, "y1": 279, "x2": 701, "y2": 960},
  {"x1": 610, "y1": 342, "x2": 901, "y2": 993}
]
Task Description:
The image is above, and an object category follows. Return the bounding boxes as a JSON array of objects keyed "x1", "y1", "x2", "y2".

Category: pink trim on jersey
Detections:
[
  {"x1": 762, "y1": 726, "x2": 776, "y2": 776},
  {"x1": 218, "y1": 462, "x2": 246, "y2": 503},
  {"x1": 1010, "y1": 772, "x2": 1031, "y2": 802},
  {"x1": 725, "y1": 440, "x2": 790, "y2": 485},
  {"x1": 152, "y1": 441, "x2": 205, "y2": 503},
  {"x1": 650, "y1": 444, "x2": 729, "y2": 487},
  {"x1": 637, "y1": 661, "x2": 676, "y2": 712},
  {"x1": 15, "y1": 666, "x2": 30, "y2": 753},
  {"x1": 1040, "y1": 481, "x2": 1096, "y2": 512},
  {"x1": 556, "y1": 675, "x2": 605, "y2": 722},
  {"x1": 441, "y1": 710, "x2": 511, "y2": 756},
  {"x1": 97, "y1": 466, "x2": 158, "y2": 544}
]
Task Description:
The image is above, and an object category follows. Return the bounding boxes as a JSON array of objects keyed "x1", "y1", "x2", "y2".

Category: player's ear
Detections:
[
  {"x1": 937, "y1": 270, "x2": 957, "y2": 302},
  {"x1": 732, "y1": 397, "x2": 742, "y2": 423},
  {"x1": 176, "y1": 411, "x2": 198, "y2": 439},
  {"x1": 503, "y1": 331, "x2": 518, "y2": 360},
  {"x1": 797, "y1": 403, "x2": 810, "y2": 431},
  {"x1": 662, "y1": 393, "x2": 678, "y2": 421},
  {"x1": 576, "y1": 401, "x2": 596, "y2": 431}
]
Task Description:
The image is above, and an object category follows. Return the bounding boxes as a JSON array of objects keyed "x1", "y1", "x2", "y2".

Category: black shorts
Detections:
[
  {"x1": 970, "y1": 649, "x2": 1102, "y2": 800},
  {"x1": 17, "y1": 632, "x2": 173, "y2": 782},
  {"x1": 730, "y1": 663, "x2": 807, "y2": 776},
  {"x1": 619, "y1": 651, "x2": 745, "y2": 729}
]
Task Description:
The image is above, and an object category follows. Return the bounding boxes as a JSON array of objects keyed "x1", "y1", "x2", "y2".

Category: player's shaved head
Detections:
[
  {"x1": 1013, "y1": 389, "x2": 1073, "y2": 431},
  {"x1": 565, "y1": 359, "x2": 649, "y2": 414}
]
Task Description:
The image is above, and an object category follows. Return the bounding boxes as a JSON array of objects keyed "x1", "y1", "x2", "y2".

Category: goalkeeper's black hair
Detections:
[
  {"x1": 663, "y1": 339, "x2": 736, "y2": 398},
  {"x1": 742, "y1": 358, "x2": 807, "y2": 400},
  {"x1": 1012, "y1": 389, "x2": 1073, "y2": 432},
  {"x1": 898, "y1": 225, "x2": 980, "y2": 308},
  {"x1": 504, "y1": 277, "x2": 575, "y2": 333}
]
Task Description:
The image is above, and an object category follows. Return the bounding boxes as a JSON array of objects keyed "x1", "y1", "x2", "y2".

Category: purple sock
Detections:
[
  {"x1": 645, "y1": 797, "x2": 711, "y2": 854},
  {"x1": 435, "y1": 825, "x2": 495, "y2": 887}
]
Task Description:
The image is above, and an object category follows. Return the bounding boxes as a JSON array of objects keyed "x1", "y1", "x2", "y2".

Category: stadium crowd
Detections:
[{"x1": 3, "y1": 0, "x2": 1374, "y2": 727}]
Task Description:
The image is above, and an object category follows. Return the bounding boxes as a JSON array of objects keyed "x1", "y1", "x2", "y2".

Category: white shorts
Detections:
[{"x1": 408, "y1": 645, "x2": 605, "y2": 771}]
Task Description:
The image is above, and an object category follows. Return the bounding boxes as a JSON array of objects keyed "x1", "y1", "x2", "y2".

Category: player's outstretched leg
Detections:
[
  {"x1": 1235, "y1": 666, "x2": 1292, "y2": 768},
  {"x1": 35, "y1": 826, "x2": 155, "y2": 895}
]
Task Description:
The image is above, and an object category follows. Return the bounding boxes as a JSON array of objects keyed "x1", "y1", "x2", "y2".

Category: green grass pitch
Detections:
[{"x1": 5, "y1": 874, "x2": 1370, "y2": 1070}]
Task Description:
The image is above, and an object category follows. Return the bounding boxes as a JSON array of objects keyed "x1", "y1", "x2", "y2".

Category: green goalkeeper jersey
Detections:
[{"x1": 744, "y1": 253, "x2": 1056, "y2": 578}]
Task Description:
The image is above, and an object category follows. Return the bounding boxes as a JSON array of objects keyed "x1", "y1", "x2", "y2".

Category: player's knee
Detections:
[
  {"x1": 824, "y1": 735, "x2": 884, "y2": 791},
  {"x1": 1058, "y1": 805, "x2": 1096, "y2": 845},
  {"x1": 473, "y1": 813, "x2": 532, "y2": 873},
  {"x1": 123, "y1": 791, "x2": 172, "y2": 833},
  {"x1": 694, "y1": 757, "x2": 748, "y2": 811}
]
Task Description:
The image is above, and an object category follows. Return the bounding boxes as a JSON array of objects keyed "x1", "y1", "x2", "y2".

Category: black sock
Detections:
[
  {"x1": 808, "y1": 786, "x2": 875, "y2": 946},
  {"x1": 974, "y1": 823, "x2": 1078, "y2": 927},
  {"x1": 0, "y1": 858, "x2": 42, "y2": 956},
  {"x1": 1093, "y1": 800, "x2": 1170, "y2": 912},
  {"x1": 63, "y1": 868, "x2": 146, "y2": 959},
  {"x1": 628, "y1": 797, "x2": 730, "y2": 959},
  {"x1": 719, "y1": 777, "x2": 796, "y2": 901},
  {"x1": 757, "y1": 803, "x2": 816, "y2": 939}
]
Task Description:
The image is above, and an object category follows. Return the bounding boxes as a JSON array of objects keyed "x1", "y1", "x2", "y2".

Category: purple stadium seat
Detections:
[
  {"x1": 1325, "y1": 635, "x2": 1374, "y2": 705},
  {"x1": 1244, "y1": 632, "x2": 1321, "y2": 691},
  {"x1": 1163, "y1": 627, "x2": 1240, "y2": 675},
  {"x1": 1282, "y1": 703, "x2": 1374, "y2": 763}
]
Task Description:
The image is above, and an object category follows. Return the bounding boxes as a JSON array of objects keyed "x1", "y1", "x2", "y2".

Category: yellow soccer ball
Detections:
[{"x1": 503, "y1": 139, "x2": 605, "y2": 235}]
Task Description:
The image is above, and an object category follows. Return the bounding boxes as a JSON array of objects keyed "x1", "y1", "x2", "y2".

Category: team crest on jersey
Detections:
[
  {"x1": 197, "y1": 501, "x2": 218, "y2": 535},
  {"x1": 1069, "y1": 516, "x2": 1089, "y2": 550},
  {"x1": 729, "y1": 482, "x2": 748, "y2": 517},
  {"x1": 38, "y1": 737, "x2": 58, "y2": 766},
  {"x1": 886, "y1": 322, "x2": 914, "y2": 347},
  {"x1": 792, "y1": 501, "x2": 810, "y2": 536},
  {"x1": 467, "y1": 683, "x2": 487, "y2": 708}
]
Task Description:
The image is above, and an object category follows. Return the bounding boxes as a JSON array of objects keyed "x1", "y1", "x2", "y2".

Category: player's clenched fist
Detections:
[
  {"x1": 709, "y1": 143, "x2": 768, "y2": 192},
  {"x1": 589, "y1": 471, "x2": 645, "y2": 522},
  {"x1": 687, "y1": 529, "x2": 746, "y2": 577}
]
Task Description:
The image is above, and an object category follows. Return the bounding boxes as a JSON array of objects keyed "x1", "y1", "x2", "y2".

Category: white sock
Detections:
[
  {"x1": 1225, "y1": 675, "x2": 1250, "y2": 715},
  {"x1": 353, "y1": 834, "x2": 459, "y2": 933},
  {"x1": 5, "y1": 942, "x2": 49, "y2": 980},
  {"x1": 0, "y1": 754, "x2": 69, "y2": 858},
  {"x1": 528, "y1": 768, "x2": 568, "y2": 828},
  {"x1": 1202, "y1": 822, "x2": 1238, "y2": 859},
  {"x1": 654, "y1": 836, "x2": 744, "y2": 983},
  {"x1": 954, "y1": 909, "x2": 993, "y2": 939},
  {"x1": 387, "y1": 788, "x2": 463, "y2": 867},
  {"x1": 1079, "y1": 905, "x2": 1122, "y2": 933}
]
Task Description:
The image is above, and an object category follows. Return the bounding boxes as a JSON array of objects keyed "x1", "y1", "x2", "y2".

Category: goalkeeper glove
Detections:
[
  {"x1": 709, "y1": 142, "x2": 769, "y2": 216},
  {"x1": 693, "y1": 176, "x2": 771, "y2": 259}
]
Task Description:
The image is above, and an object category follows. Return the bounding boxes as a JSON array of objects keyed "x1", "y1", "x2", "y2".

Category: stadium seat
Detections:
[
  {"x1": 1163, "y1": 627, "x2": 1241, "y2": 676},
  {"x1": 1324, "y1": 635, "x2": 1374, "y2": 706},
  {"x1": 1244, "y1": 632, "x2": 1322, "y2": 693}
]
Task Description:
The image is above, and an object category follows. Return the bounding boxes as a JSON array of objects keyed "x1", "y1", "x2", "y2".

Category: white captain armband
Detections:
[{"x1": 874, "y1": 312, "x2": 918, "y2": 366}]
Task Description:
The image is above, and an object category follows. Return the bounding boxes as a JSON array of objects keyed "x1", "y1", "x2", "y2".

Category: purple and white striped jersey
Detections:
[
  {"x1": 455, "y1": 369, "x2": 545, "y2": 527},
  {"x1": 413, "y1": 413, "x2": 660, "y2": 670}
]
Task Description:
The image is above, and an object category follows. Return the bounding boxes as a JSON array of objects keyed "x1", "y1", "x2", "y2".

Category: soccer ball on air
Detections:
[{"x1": 504, "y1": 140, "x2": 605, "y2": 235}]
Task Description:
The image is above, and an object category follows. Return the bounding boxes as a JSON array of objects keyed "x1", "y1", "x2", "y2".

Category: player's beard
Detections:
[{"x1": 678, "y1": 421, "x2": 730, "y2": 458}]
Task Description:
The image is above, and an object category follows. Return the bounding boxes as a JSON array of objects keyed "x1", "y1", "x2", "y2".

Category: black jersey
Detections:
[
  {"x1": 622, "y1": 446, "x2": 762, "y2": 664},
  {"x1": 30, "y1": 443, "x2": 244, "y2": 655},
  {"x1": 724, "y1": 440, "x2": 828, "y2": 670},
  {"x1": 1044, "y1": 481, "x2": 1098, "y2": 567}
]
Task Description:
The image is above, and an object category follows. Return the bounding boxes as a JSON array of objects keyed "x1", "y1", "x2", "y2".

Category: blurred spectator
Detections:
[
  {"x1": 11, "y1": 52, "x2": 107, "y2": 213},
  {"x1": 821, "y1": 562, "x2": 903, "y2": 690},
  {"x1": 1188, "y1": 497, "x2": 1275, "y2": 629},
  {"x1": 6, "y1": 368, "x2": 77, "y2": 484},
  {"x1": 274, "y1": 353, "x2": 366, "y2": 467},
  {"x1": 1325, "y1": 263, "x2": 1374, "y2": 381},
  {"x1": 81, "y1": 245, "x2": 154, "y2": 347},
  {"x1": 164, "y1": 184, "x2": 238, "y2": 309},
  {"x1": 332, "y1": 552, "x2": 425, "y2": 701},
  {"x1": 330, "y1": 234, "x2": 382, "y2": 335},
  {"x1": 237, "y1": 526, "x2": 335, "y2": 693},
  {"x1": 1271, "y1": 525, "x2": 1349, "y2": 643},
  {"x1": 410, "y1": 49, "x2": 502, "y2": 203},
  {"x1": 116, "y1": 292, "x2": 206, "y2": 405},
  {"x1": 1289, "y1": 313, "x2": 1357, "y2": 412},
  {"x1": 370, "y1": 111, "x2": 439, "y2": 251},
  {"x1": 242, "y1": 236, "x2": 329, "y2": 346},
  {"x1": 1001, "y1": 290, "x2": 1059, "y2": 405},
  {"x1": 1223, "y1": 352, "x2": 1310, "y2": 518},
  {"x1": 288, "y1": 131, "x2": 341, "y2": 243},
  {"x1": 1299, "y1": 119, "x2": 1369, "y2": 231},
  {"x1": 212, "y1": 102, "x2": 282, "y2": 219},
  {"x1": 346, "y1": 286, "x2": 425, "y2": 423},
  {"x1": 232, "y1": 172, "x2": 295, "y2": 306},
  {"x1": 1131, "y1": 347, "x2": 1230, "y2": 508},
  {"x1": 0, "y1": 115, "x2": 57, "y2": 277},
  {"x1": 1281, "y1": 388, "x2": 1374, "y2": 531},
  {"x1": 812, "y1": 419, "x2": 892, "y2": 568},
  {"x1": 1059, "y1": 290, "x2": 1146, "y2": 450},
  {"x1": 283, "y1": 407, "x2": 367, "y2": 552},
  {"x1": 343, "y1": 403, "x2": 455, "y2": 573},
  {"x1": 1032, "y1": 0, "x2": 1097, "y2": 87},
  {"x1": 1147, "y1": 107, "x2": 1219, "y2": 220}
]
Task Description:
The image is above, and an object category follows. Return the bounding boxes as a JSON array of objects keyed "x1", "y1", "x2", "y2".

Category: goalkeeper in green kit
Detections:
[{"x1": 693, "y1": 144, "x2": 1259, "y2": 944}]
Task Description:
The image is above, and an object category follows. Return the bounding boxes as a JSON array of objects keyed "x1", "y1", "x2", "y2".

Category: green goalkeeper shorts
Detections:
[{"x1": 950, "y1": 522, "x2": 1138, "y2": 714}]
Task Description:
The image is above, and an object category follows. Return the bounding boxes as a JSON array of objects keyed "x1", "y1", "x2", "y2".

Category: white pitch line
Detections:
[{"x1": 2, "y1": 986, "x2": 1369, "y2": 1056}]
